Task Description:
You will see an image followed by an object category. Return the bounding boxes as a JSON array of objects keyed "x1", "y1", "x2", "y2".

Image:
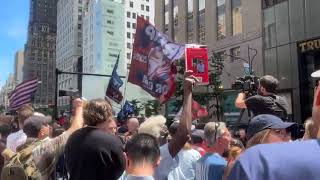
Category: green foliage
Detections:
[
  {"x1": 209, "y1": 51, "x2": 224, "y2": 96},
  {"x1": 128, "y1": 99, "x2": 144, "y2": 116},
  {"x1": 0, "y1": 105, "x2": 5, "y2": 114},
  {"x1": 144, "y1": 100, "x2": 161, "y2": 117}
]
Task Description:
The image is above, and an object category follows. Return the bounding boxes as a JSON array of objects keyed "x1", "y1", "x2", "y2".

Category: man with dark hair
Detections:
[
  {"x1": 65, "y1": 98, "x2": 125, "y2": 180},
  {"x1": 120, "y1": 133, "x2": 160, "y2": 179},
  {"x1": 167, "y1": 121, "x2": 201, "y2": 180},
  {"x1": 1, "y1": 99, "x2": 84, "y2": 180},
  {"x1": 235, "y1": 75, "x2": 289, "y2": 119},
  {"x1": 6, "y1": 104, "x2": 34, "y2": 152}
]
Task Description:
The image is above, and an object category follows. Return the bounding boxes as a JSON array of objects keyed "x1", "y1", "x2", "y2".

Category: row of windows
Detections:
[
  {"x1": 127, "y1": 32, "x2": 136, "y2": 39},
  {"x1": 127, "y1": 22, "x2": 137, "y2": 29},
  {"x1": 166, "y1": 0, "x2": 242, "y2": 42},
  {"x1": 215, "y1": 46, "x2": 241, "y2": 63},
  {"x1": 127, "y1": 11, "x2": 150, "y2": 21},
  {"x1": 262, "y1": 0, "x2": 287, "y2": 9},
  {"x1": 129, "y1": 0, "x2": 150, "y2": 9}
]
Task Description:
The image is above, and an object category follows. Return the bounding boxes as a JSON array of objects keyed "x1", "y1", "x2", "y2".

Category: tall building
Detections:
[
  {"x1": 0, "y1": 74, "x2": 16, "y2": 109},
  {"x1": 261, "y1": 0, "x2": 320, "y2": 123},
  {"x1": 124, "y1": 0, "x2": 155, "y2": 102},
  {"x1": 23, "y1": 0, "x2": 58, "y2": 107},
  {"x1": 155, "y1": 0, "x2": 264, "y2": 122},
  {"x1": 82, "y1": 0, "x2": 126, "y2": 106},
  {"x1": 14, "y1": 50, "x2": 24, "y2": 83},
  {"x1": 56, "y1": 0, "x2": 84, "y2": 110}
]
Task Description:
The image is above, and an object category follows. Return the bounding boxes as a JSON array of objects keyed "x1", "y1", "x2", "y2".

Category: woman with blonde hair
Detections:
[
  {"x1": 245, "y1": 114, "x2": 295, "y2": 148},
  {"x1": 302, "y1": 118, "x2": 317, "y2": 140}
]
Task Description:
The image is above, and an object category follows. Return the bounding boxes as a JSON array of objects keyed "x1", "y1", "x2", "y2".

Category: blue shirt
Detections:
[
  {"x1": 228, "y1": 140, "x2": 320, "y2": 180},
  {"x1": 195, "y1": 153, "x2": 227, "y2": 180}
]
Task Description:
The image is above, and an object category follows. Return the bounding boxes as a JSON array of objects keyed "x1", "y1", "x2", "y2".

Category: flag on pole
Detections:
[
  {"x1": 9, "y1": 78, "x2": 38, "y2": 111},
  {"x1": 128, "y1": 16, "x2": 185, "y2": 103},
  {"x1": 117, "y1": 101, "x2": 135, "y2": 121},
  {"x1": 105, "y1": 53, "x2": 124, "y2": 104}
]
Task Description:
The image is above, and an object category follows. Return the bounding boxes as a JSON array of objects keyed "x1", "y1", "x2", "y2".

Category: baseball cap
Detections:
[
  {"x1": 191, "y1": 129, "x2": 204, "y2": 144},
  {"x1": 246, "y1": 114, "x2": 295, "y2": 140},
  {"x1": 23, "y1": 115, "x2": 52, "y2": 138},
  {"x1": 311, "y1": 70, "x2": 320, "y2": 78}
]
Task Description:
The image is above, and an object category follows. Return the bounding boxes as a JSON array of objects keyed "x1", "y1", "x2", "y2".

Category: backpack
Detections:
[
  {"x1": 268, "y1": 95, "x2": 289, "y2": 121},
  {"x1": 1, "y1": 141, "x2": 41, "y2": 180}
]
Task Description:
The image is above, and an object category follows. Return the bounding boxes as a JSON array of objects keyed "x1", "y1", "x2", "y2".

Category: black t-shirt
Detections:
[
  {"x1": 65, "y1": 127, "x2": 125, "y2": 180},
  {"x1": 245, "y1": 94, "x2": 289, "y2": 119}
]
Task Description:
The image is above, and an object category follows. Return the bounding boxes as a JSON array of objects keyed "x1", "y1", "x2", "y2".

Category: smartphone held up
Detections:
[{"x1": 185, "y1": 44, "x2": 209, "y2": 85}]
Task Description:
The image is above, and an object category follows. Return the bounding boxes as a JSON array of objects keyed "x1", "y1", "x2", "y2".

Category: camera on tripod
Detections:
[{"x1": 232, "y1": 75, "x2": 260, "y2": 96}]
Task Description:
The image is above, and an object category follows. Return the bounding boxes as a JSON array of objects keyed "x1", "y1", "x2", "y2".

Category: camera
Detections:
[{"x1": 232, "y1": 75, "x2": 260, "y2": 95}]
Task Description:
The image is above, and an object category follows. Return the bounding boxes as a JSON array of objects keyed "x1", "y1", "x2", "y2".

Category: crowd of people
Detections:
[{"x1": 0, "y1": 71, "x2": 320, "y2": 180}]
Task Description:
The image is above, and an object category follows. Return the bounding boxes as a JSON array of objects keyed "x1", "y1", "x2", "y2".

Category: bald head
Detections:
[{"x1": 127, "y1": 118, "x2": 139, "y2": 133}]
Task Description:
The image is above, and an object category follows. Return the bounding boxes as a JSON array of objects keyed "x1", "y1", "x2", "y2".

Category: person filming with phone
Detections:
[{"x1": 235, "y1": 75, "x2": 289, "y2": 120}]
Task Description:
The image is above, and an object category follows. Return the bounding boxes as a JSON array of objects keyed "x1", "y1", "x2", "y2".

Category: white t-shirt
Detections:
[
  {"x1": 168, "y1": 148, "x2": 201, "y2": 180},
  {"x1": 154, "y1": 143, "x2": 179, "y2": 180},
  {"x1": 6, "y1": 130, "x2": 27, "y2": 152}
]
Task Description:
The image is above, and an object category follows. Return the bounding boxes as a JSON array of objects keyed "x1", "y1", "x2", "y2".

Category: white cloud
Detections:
[{"x1": 7, "y1": 24, "x2": 27, "y2": 39}]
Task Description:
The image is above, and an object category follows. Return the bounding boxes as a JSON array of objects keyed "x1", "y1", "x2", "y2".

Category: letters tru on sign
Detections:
[{"x1": 299, "y1": 39, "x2": 320, "y2": 53}]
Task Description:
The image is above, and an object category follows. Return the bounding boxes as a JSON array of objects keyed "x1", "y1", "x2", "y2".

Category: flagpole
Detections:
[{"x1": 122, "y1": 63, "x2": 131, "y2": 107}]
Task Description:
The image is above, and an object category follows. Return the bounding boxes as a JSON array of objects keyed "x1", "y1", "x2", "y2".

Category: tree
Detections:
[
  {"x1": 128, "y1": 99, "x2": 144, "y2": 116},
  {"x1": 144, "y1": 100, "x2": 161, "y2": 117},
  {"x1": 0, "y1": 105, "x2": 5, "y2": 114}
]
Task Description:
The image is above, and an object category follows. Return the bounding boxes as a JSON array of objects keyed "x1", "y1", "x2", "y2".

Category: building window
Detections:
[
  {"x1": 232, "y1": 0, "x2": 242, "y2": 35},
  {"x1": 263, "y1": 7, "x2": 276, "y2": 48},
  {"x1": 146, "y1": 16, "x2": 150, "y2": 20},
  {"x1": 132, "y1": 23, "x2": 136, "y2": 29},
  {"x1": 173, "y1": 0, "x2": 179, "y2": 42},
  {"x1": 127, "y1": 53, "x2": 131, "y2": 59},
  {"x1": 165, "y1": 11, "x2": 169, "y2": 35},
  {"x1": 107, "y1": 20, "x2": 113, "y2": 24},
  {"x1": 198, "y1": 0, "x2": 206, "y2": 44},
  {"x1": 230, "y1": 47, "x2": 240, "y2": 62},
  {"x1": 130, "y1": 1, "x2": 133, "y2": 8},
  {"x1": 141, "y1": 5, "x2": 144, "y2": 10},
  {"x1": 127, "y1": 11, "x2": 130, "y2": 18},
  {"x1": 78, "y1": 24, "x2": 82, "y2": 30},
  {"x1": 132, "y1": 33, "x2": 135, "y2": 39},
  {"x1": 107, "y1": 9, "x2": 114, "y2": 14},
  {"x1": 262, "y1": 0, "x2": 287, "y2": 9},
  {"x1": 127, "y1": 32, "x2": 131, "y2": 38},
  {"x1": 127, "y1": 43, "x2": 131, "y2": 49},
  {"x1": 78, "y1": 15, "x2": 82, "y2": 21},
  {"x1": 217, "y1": 0, "x2": 226, "y2": 40},
  {"x1": 127, "y1": 22, "x2": 131, "y2": 28},
  {"x1": 146, "y1": 5, "x2": 150, "y2": 12},
  {"x1": 132, "y1": 13, "x2": 136, "y2": 19},
  {"x1": 187, "y1": 0, "x2": 194, "y2": 43},
  {"x1": 107, "y1": 31, "x2": 114, "y2": 35}
]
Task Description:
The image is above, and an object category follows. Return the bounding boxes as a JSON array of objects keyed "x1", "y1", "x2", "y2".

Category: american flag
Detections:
[{"x1": 9, "y1": 78, "x2": 39, "y2": 111}]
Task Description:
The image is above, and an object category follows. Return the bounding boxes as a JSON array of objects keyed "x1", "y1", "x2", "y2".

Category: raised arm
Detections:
[{"x1": 168, "y1": 70, "x2": 196, "y2": 157}]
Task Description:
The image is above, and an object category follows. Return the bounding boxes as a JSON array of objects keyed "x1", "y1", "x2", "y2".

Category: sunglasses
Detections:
[{"x1": 214, "y1": 122, "x2": 221, "y2": 141}]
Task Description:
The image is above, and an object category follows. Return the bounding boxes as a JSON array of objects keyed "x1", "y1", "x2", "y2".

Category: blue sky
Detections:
[{"x1": 0, "y1": 0, "x2": 29, "y2": 89}]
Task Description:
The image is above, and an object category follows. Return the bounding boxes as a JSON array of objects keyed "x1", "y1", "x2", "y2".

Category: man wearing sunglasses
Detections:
[{"x1": 195, "y1": 122, "x2": 232, "y2": 180}]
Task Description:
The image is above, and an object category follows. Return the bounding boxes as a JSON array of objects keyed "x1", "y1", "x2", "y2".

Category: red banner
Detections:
[{"x1": 128, "y1": 16, "x2": 185, "y2": 103}]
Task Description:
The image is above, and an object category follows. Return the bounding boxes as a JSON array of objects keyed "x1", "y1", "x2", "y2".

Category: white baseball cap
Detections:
[{"x1": 311, "y1": 70, "x2": 320, "y2": 78}]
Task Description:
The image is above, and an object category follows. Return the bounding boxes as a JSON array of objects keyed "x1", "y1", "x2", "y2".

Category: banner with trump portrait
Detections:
[{"x1": 128, "y1": 16, "x2": 185, "y2": 103}]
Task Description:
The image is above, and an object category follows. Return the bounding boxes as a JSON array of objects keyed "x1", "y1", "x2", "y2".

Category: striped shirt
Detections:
[{"x1": 195, "y1": 153, "x2": 227, "y2": 180}]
